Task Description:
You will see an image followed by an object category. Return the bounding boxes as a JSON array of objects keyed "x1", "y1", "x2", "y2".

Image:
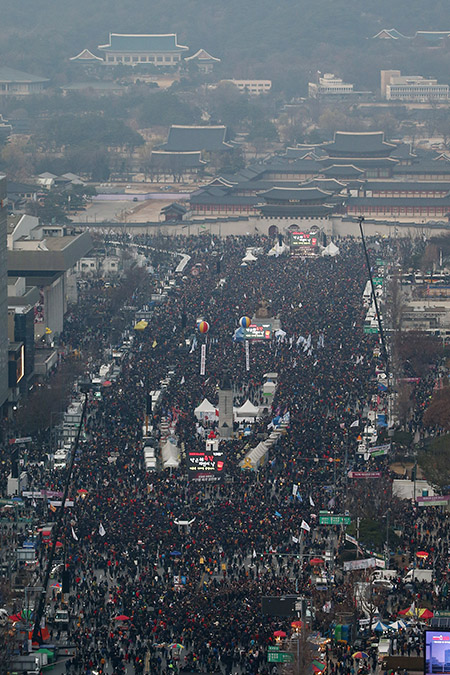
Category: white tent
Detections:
[
  {"x1": 161, "y1": 437, "x2": 180, "y2": 469},
  {"x1": 268, "y1": 241, "x2": 289, "y2": 257},
  {"x1": 235, "y1": 399, "x2": 260, "y2": 420},
  {"x1": 242, "y1": 251, "x2": 257, "y2": 263},
  {"x1": 322, "y1": 241, "x2": 340, "y2": 257},
  {"x1": 194, "y1": 398, "x2": 217, "y2": 421}
]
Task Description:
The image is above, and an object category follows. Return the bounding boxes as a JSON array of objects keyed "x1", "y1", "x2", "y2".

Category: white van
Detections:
[{"x1": 403, "y1": 569, "x2": 432, "y2": 583}]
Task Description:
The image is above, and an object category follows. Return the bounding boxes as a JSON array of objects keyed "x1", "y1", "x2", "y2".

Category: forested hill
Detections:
[{"x1": 1, "y1": 0, "x2": 450, "y2": 93}]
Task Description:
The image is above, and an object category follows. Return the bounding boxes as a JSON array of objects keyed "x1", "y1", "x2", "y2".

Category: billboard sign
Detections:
[
  {"x1": 244, "y1": 323, "x2": 272, "y2": 341},
  {"x1": 187, "y1": 448, "x2": 225, "y2": 481},
  {"x1": 290, "y1": 231, "x2": 319, "y2": 257},
  {"x1": 425, "y1": 630, "x2": 450, "y2": 675}
]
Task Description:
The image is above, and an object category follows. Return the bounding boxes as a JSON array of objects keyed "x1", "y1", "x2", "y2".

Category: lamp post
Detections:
[{"x1": 31, "y1": 386, "x2": 91, "y2": 645}]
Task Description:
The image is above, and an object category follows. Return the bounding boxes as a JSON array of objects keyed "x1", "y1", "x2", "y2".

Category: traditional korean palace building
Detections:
[
  {"x1": 188, "y1": 131, "x2": 450, "y2": 224},
  {"x1": 98, "y1": 33, "x2": 188, "y2": 66}
]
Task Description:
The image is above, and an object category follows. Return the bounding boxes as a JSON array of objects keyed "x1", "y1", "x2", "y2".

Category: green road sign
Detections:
[
  {"x1": 268, "y1": 646, "x2": 280, "y2": 652},
  {"x1": 376, "y1": 259, "x2": 386, "y2": 266},
  {"x1": 268, "y1": 652, "x2": 294, "y2": 663},
  {"x1": 373, "y1": 277, "x2": 383, "y2": 287},
  {"x1": 319, "y1": 515, "x2": 351, "y2": 525},
  {"x1": 364, "y1": 326, "x2": 379, "y2": 334},
  {"x1": 435, "y1": 611, "x2": 450, "y2": 617}
]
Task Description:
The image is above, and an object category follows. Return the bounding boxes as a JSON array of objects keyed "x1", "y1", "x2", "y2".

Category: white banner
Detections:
[
  {"x1": 200, "y1": 343, "x2": 206, "y2": 376},
  {"x1": 245, "y1": 340, "x2": 250, "y2": 371},
  {"x1": 343, "y1": 557, "x2": 378, "y2": 571}
]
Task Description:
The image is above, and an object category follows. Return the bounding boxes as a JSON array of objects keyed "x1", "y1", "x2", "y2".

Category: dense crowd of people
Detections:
[{"x1": 4, "y1": 234, "x2": 449, "y2": 675}]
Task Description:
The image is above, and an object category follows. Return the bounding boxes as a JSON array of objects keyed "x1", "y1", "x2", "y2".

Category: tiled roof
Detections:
[
  {"x1": 261, "y1": 186, "x2": 332, "y2": 202},
  {"x1": 362, "y1": 180, "x2": 450, "y2": 191},
  {"x1": 70, "y1": 49, "x2": 103, "y2": 62},
  {"x1": 321, "y1": 164, "x2": 365, "y2": 177},
  {"x1": 0, "y1": 66, "x2": 49, "y2": 83},
  {"x1": 164, "y1": 125, "x2": 231, "y2": 152},
  {"x1": 190, "y1": 188, "x2": 258, "y2": 206},
  {"x1": 150, "y1": 150, "x2": 205, "y2": 168},
  {"x1": 394, "y1": 163, "x2": 450, "y2": 175},
  {"x1": 348, "y1": 196, "x2": 450, "y2": 207},
  {"x1": 98, "y1": 33, "x2": 188, "y2": 53},
  {"x1": 323, "y1": 131, "x2": 396, "y2": 154},
  {"x1": 185, "y1": 49, "x2": 221, "y2": 63}
]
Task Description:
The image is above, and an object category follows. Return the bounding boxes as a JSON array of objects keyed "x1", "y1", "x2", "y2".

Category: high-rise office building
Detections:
[{"x1": 0, "y1": 176, "x2": 8, "y2": 409}]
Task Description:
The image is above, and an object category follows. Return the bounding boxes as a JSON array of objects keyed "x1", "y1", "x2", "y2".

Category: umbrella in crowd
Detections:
[
  {"x1": 312, "y1": 660, "x2": 327, "y2": 673},
  {"x1": 168, "y1": 643, "x2": 184, "y2": 650},
  {"x1": 310, "y1": 557, "x2": 324, "y2": 565},
  {"x1": 373, "y1": 620, "x2": 389, "y2": 632},
  {"x1": 389, "y1": 620, "x2": 408, "y2": 630},
  {"x1": 114, "y1": 615, "x2": 131, "y2": 621},
  {"x1": 419, "y1": 608, "x2": 433, "y2": 619},
  {"x1": 416, "y1": 551, "x2": 429, "y2": 559},
  {"x1": 352, "y1": 652, "x2": 369, "y2": 659},
  {"x1": 274, "y1": 630, "x2": 287, "y2": 638}
]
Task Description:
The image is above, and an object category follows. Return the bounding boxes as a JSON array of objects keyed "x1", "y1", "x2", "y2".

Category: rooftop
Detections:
[
  {"x1": 185, "y1": 49, "x2": 221, "y2": 63},
  {"x1": 323, "y1": 131, "x2": 396, "y2": 154},
  {"x1": 98, "y1": 33, "x2": 188, "y2": 53},
  {"x1": 0, "y1": 66, "x2": 49, "y2": 84},
  {"x1": 163, "y1": 125, "x2": 232, "y2": 152}
]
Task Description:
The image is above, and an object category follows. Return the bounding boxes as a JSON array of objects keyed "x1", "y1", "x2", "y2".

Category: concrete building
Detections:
[
  {"x1": 0, "y1": 177, "x2": 8, "y2": 409},
  {"x1": 308, "y1": 73, "x2": 354, "y2": 98},
  {"x1": 8, "y1": 218, "x2": 93, "y2": 339},
  {"x1": 220, "y1": 79, "x2": 272, "y2": 95},
  {"x1": 381, "y1": 70, "x2": 449, "y2": 101},
  {"x1": 98, "y1": 33, "x2": 188, "y2": 67}
]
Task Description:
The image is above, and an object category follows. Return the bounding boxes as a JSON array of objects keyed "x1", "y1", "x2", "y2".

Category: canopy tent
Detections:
[
  {"x1": 242, "y1": 251, "x2": 257, "y2": 263},
  {"x1": 235, "y1": 399, "x2": 260, "y2": 421},
  {"x1": 194, "y1": 398, "x2": 217, "y2": 421},
  {"x1": 161, "y1": 437, "x2": 180, "y2": 469},
  {"x1": 268, "y1": 241, "x2": 289, "y2": 257},
  {"x1": 322, "y1": 241, "x2": 340, "y2": 257},
  {"x1": 239, "y1": 441, "x2": 270, "y2": 470}
]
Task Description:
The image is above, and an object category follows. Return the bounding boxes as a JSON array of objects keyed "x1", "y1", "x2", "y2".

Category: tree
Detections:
[
  {"x1": 418, "y1": 433, "x2": 450, "y2": 490},
  {"x1": 423, "y1": 387, "x2": 450, "y2": 431}
]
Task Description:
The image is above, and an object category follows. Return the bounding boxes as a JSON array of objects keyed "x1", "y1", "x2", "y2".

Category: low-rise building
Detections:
[
  {"x1": 220, "y1": 79, "x2": 271, "y2": 95},
  {"x1": 381, "y1": 70, "x2": 449, "y2": 101},
  {"x1": 0, "y1": 66, "x2": 49, "y2": 95},
  {"x1": 308, "y1": 73, "x2": 354, "y2": 98}
]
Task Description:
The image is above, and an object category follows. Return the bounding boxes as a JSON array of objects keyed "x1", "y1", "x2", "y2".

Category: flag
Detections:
[
  {"x1": 309, "y1": 495, "x2": 315, "y2": 507},
  {"x1": 350, "y1": 419, "x2": 359, "y2": 428},
  {"x1": 99, "y1": 523, "x2": 106, "y2": 537},
  {"x1": 301, "y1": 520, "x2": 311, "y2": 532},
  {"x1": 275, "y1": 511, "x2": 282, "y2": 518},
  {"x1": 180, "y1": 376, "x2": 185, "y2": 385},
  {"x1": 49, "y1": 502, "x2": 57, "y2": 513},
  {"x1": 252, "y1": 549, "x2": 257, "y2": 559},
  {"x1": 71, "y1": 527, "x2": 78, "y2": 541},
  {"x1": 292, "y1": 536, "x2": 299, "y2": 544},
  {"x1": 292, "y1": 484, "x2": 298, "y2": 497},
  {"x1": 296, "y1": 493, "x2": 303, "y2": 502},
  {"x1": 31, "y1": 498, "x2": 37, "y2": 508},
  {"x1": 152, "y1": 340, "x2": 157, "y2": 348}
]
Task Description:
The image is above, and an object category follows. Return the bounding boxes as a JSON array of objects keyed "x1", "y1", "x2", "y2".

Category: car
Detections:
[{"x1": 133, "y1": 197, "x2": 138, "y2": 202}]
